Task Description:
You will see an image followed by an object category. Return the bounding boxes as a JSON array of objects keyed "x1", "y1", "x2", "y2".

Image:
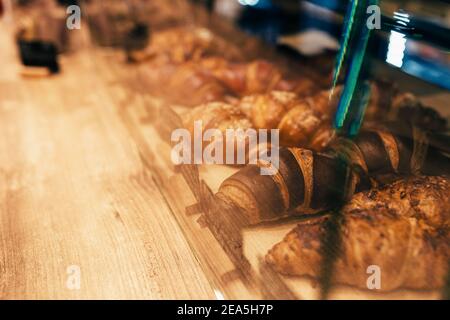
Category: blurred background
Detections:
[{"x1": 199, "y1": 0, "x2": 450, "y2": 90}]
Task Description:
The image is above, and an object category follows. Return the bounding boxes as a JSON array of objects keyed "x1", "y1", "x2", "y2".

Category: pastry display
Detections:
[
  {"x1": 184, "y1": 83, "x2": 447, "y2": 151},
  {"x1": 137, "y1": 16, "x2": 450, "y2": 297},
  {"x1": 81, "y1": 0, "x2": 450, "y2": 297}
]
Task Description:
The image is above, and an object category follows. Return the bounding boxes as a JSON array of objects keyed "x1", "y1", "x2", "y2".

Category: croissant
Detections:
[
  {"x1": 238, "y1": 89, "x2": 340, "y2": 150},
  {"x1": 266, "y1": 175, "x2": 450, "y2": 291},
  {"x1": 164, "y1": 64, "x2": 231, "y2": 107},
  {"x1": 183, "y1": 102, "x2": 252, "y2": 135},
  {"x1": 182, "y1": 102, "x2": 253, "y2": 163},
  {"x1": 216, "y1": 124, "x2": 450, "y2": 224},
  {"x1": 205, "y1": 59, "x2": 319, "y2": 97}
]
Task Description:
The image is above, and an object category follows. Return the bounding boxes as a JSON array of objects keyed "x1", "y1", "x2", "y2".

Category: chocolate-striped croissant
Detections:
[{"x1": 216, "y1": 125, "x2": 450, "y2": 224}]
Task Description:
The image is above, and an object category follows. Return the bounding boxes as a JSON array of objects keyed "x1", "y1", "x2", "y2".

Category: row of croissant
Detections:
[{"x1": 130, "y1": 25, "x2": 449, "y2": 293}]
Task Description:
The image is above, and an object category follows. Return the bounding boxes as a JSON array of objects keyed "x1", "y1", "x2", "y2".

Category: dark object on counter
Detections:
[
  {"x1": 124, "y1": 23, "x2": 150, "y2": 52},
  {"x1": 18, "y1": 40, "x2": 60, "y2": 73}
]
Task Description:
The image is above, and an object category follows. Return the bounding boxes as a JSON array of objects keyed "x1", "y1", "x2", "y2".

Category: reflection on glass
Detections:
[
  {"x1": 238, "y1": 0, "x2": 260, "y2": 6},
  {"x1": 386, "y1": 30, "x2": 407, "y2": 68}
]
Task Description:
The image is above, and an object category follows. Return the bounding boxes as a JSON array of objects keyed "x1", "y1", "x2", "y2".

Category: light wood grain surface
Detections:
[{"x1": 0, "y1": 21, "x2": 215, "y2": 299}]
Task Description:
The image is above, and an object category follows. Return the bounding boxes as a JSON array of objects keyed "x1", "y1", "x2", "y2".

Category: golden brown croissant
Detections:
[
  {"x1": 203, "y1": 58, "x2": 319, "y2": 97},
  {"x1": 182, "y1": 102, "x2": 253, "y2": 162},
  {"x1": 266, "y1": 175, "x2": 450, "y2": 291},
  {"x1": 238, "y1": 89, "x2": 340, "y2": 150},
  {"x1": 183, "y1": 102, "x2": 252, "y2": 135},
  {"x1": 164, "y1": 64, "x2": 231, "y2": 107}
]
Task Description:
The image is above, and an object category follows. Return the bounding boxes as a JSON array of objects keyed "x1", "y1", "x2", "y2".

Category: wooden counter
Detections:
[{"x1": 0, "y1": 21, "x2": 215, "y2": 299}]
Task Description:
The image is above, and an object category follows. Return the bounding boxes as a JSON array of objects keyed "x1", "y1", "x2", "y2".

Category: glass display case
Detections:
[
  {"x1": 99, "y1": 0, "x2": 448, "y2": 299},
  {"x1": 3, "y1": 0, "x2": 448, "y2": 300}
]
